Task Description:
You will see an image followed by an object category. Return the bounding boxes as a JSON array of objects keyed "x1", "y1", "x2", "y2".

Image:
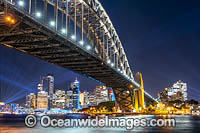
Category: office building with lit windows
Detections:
[
  {"x1": 37, "y1": 91, "x2": 48, "y2": 110},
  {"x1": 26, "y1": 93, "x2": 36, "y2": 109}
]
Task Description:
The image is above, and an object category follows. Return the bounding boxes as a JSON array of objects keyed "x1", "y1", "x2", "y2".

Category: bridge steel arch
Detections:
[{"x1": 0, "y1": 0, "x2": 155, "y2": 112}]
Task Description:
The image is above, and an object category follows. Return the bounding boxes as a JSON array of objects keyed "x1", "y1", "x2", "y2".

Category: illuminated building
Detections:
[
  {"x1": 79, "y1": 92, "x2": 84, "y2": 107},
  {"x1": 42, "y1": 74, "x2": 54, "y2": 109},
  {"x1": 0, "y1": 102, "x2": 5, "y2": 112},
  {"x1": 66, "y1": 88, "x2": 73, "y2": 108},
  {"x1": 168, "y1": 80, "x2": 187, "y2": 101},
  {"x1": 37, "y1": 91, "x2": 48, "y2": 110},
  {"x1": 54, "y1": 90, "x2": 66, "y2": 109},
  {"x1": 95, "y1": 86, "x2": 109, "y2": 105},
  {"x1": 26, "y1": 93, "x2": 36, "y2": 109},
  {"x1": 42, "y1": 74, "x2": 54, "y2": 96},
  {"x1": 83, "y1": 91, "x2": 89, "y2": 108},
  {"x1": 88, "y1": 86, "x2": 109, "y2": 106},
  {"x1": 78, "y1": 91, "x2": 89, "y2": 108},
  {"x1": 158, "y1": 80, "x2": 188, "y2": 104},
  {"x1": 89, "y1": 91, "x2": 96, "y2": 106},
  {"x1": 37, "y1": 83, "x2": 43, "y2": 92},
  {"x1": 71, "y1": 78, "x2": 80, "y2": 109}
]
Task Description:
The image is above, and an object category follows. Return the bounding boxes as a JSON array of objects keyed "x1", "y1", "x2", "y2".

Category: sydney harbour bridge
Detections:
[{"x1": 0, "y1": 0, "x2": 156, "y2": 112}]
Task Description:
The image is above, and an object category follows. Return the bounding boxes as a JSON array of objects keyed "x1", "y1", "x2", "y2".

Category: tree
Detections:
[{"x1": 189, "y1": 99, "x2": 199, "y2": 105}]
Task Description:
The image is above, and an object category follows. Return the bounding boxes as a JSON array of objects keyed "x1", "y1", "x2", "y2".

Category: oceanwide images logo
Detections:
[{"x1": 25, "y1": 115, "x2": 176, "y2": 130}]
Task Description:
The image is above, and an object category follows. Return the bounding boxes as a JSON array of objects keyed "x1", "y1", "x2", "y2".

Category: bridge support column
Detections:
[
  {"x1": 134, "y1": 89, "x2": 139, "y2": 112},
  {"x1": 112, "y1": 87, "x2": 134, "y2": 113},
  {"x1": 133, "y1": 72, "x2": 145, "y2": 112}
]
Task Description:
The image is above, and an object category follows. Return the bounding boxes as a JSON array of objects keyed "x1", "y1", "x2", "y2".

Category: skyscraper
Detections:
[
  {"x1": 71, "y1": 78, "x2": 80, "y2": 109},
  {"x1": 42, "y1": 74, "x2": 54, "y2": 97},
  {"x1": 42, "y1": 74, "x2": 54, "y2": 109},
  {"x1": 66, "y1": 88, "x2": 73, "y2": 108}
]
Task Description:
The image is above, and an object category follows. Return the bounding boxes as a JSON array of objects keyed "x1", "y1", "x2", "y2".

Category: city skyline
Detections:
[{"x1": 0, "y1": 0, "x2": 200, "y2": 132}]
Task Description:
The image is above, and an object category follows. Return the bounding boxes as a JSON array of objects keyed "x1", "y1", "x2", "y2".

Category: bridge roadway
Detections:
[{"x1": 0, "y1": 0, "x2": 156, "y2": 112}]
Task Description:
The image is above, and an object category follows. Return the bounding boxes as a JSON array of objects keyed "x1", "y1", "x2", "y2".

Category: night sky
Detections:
[{"x1": 0, "y1": 0, "x2": 200, "y2": 103}]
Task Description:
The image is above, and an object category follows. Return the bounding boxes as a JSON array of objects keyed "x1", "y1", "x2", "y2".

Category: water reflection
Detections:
[{"x1": 0, "y1": 115, "x2": 199, "y2": 133}]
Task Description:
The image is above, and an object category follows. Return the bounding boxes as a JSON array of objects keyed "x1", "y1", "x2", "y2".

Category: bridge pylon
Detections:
[{"x1": 133, "y1": 72, "x2": 145, "y2": 112}]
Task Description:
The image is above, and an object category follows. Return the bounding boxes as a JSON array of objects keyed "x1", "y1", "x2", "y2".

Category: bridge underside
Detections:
[
  {"x1": 0, "y1": 1, "x2": 155, "y2": 112},
  {"x1": 0, "y1": 5, "x2": 132, "y2": 88}
]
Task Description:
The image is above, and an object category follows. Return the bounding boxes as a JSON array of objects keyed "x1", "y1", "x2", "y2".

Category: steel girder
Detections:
[{"x1": 0, "y1": 0, "x2": 156, "y2": 112}]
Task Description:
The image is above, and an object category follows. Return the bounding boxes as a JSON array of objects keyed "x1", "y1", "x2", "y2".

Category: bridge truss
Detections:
[{"x1": 0, "y1": 0, "x2": 156, "y2": 112}]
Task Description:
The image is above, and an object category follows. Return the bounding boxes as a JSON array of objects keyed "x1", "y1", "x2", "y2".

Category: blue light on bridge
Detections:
[{"x1": 111, "y1": 63, "x2": 114, "y2": 67}]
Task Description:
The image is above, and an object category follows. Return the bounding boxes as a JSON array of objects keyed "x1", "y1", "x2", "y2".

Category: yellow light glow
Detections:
[
  {"x1": 129, "y1": 84, "x2": 133, "y2": 88},
  {"x1": 6, "y1": 16, "x2": 11, "y2": 21},
  {"x1": 11, "y1": 19, "x2": 15, "y2": 24}
]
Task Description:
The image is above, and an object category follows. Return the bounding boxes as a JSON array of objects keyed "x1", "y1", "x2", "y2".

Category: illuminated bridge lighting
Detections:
[
  {"x1": 36, "y1": 12, "x2": 41, "y2": 18},
  {"x1": 107, "y1": 60, "x2": 111, "y2": 64},
  {"x1": 50, "y1": 21, "x2": 55, "y2": 27},
  {"x1": 86, "y1": 45, "x2": 91, "y2": 50},
  {"x1": 0, "y1": 0, "x2": 156, "y2": 112},
  {"x1": 71, "y1": 35, "x2": 76, "y2": 40},
  {"x1": 79, "y1": 41, "x2": 84, "y2": 46},
  {"x1": 61, "y1": 29, "x2": 66, "y2": 34},
  {"x1": 18, "y1": 0, "x2": 24, "y2": 7}
]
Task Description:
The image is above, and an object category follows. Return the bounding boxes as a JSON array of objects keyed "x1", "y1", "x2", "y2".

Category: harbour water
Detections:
[{"x1": 0, "y1": 114, "x2": 199, "y2": 133}]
